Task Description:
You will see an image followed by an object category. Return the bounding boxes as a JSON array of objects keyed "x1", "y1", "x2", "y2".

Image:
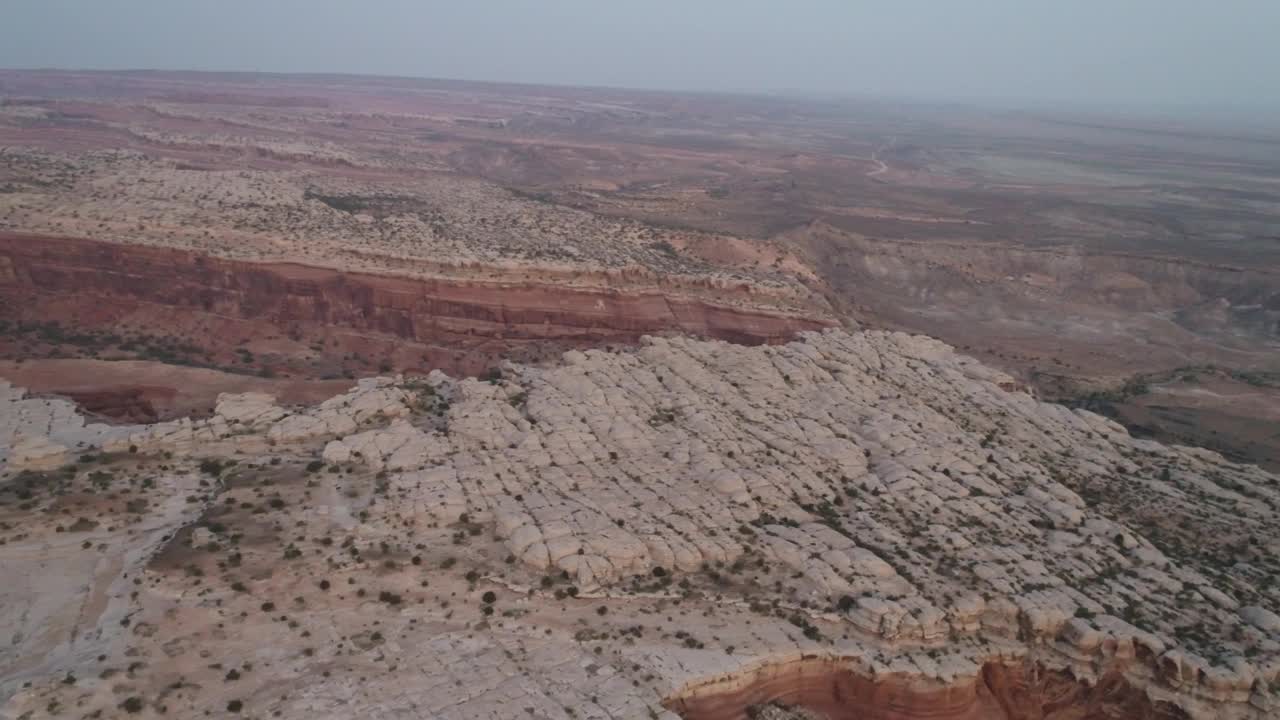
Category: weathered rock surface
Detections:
[
  {"x1": 0, "y1": 380, "x2": 138, "y2": 468},
  {"x1": 1, "y1": 330, "x2": 1277, "y2": 720}
]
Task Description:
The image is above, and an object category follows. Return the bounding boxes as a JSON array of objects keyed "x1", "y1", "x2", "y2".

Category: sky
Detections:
[{"x1": 3, "y1": 0, "x2": 1279, "y2": 109}]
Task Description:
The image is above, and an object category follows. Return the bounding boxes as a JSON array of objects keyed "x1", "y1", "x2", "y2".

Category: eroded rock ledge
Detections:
[
  {"x1": 665, "y1": 654, "x2": 1190, "y2": 720},
  {"x1": 1, "y1": 329, "x2": 1276, "y2": 719}
]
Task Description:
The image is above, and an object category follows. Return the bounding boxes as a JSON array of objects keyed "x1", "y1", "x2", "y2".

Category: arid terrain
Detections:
[
  {"x1": 1, "y1": 70, "x2": 1278, "y2": 719},
  {"x1": 2, "y1": 330, "x2": 1278, "y2": 719},
  {"x1": 0, "y1": 70, "x2": 1276, "y2": 467}
]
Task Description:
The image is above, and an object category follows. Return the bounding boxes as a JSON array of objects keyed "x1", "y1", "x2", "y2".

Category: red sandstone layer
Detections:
[
  {"x1": 664, "y1": 657, "x2": 1189, "y2": 720},
  {"x1": 0, "y1": 232, "x2": 836, "y2": 379}
]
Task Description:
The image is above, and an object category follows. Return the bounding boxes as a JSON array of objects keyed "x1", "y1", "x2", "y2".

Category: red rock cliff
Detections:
[
  {"x1": 665, "y1": 657, "x2": 1189, "y2": 720},
  {"x1": 0, "y1": 232, "x2": 835, "y2": 376}
]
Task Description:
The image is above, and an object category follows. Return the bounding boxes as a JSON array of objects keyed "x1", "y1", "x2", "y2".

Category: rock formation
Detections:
[
  {"x1": 1, "y1": 330, "x2": 1276, "y2": 719},
  {"x1": 0, "y1": 232, "x2": 835, "y2": 377}
]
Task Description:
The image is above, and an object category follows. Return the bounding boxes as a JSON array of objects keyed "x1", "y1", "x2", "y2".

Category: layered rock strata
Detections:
[{"x1": 0, "y1": 232, "x2": 834, "y2": 376}]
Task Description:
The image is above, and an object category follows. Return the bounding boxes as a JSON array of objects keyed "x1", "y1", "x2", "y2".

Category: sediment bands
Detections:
[
  {"x1": 0, "y1": 233, "x2": 834, "y2": 374},
  {"x1": 664, "y1": 657, "x2": 1188, "y2": 720}
]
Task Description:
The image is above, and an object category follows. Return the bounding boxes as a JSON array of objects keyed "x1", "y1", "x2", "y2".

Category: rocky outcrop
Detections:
[
  {"x1": 0, "y1": 232, "x2": 835, "y2": 376},
  {"x1": 0, "y1": 380, "x2": 135, "y2": 468},
  {"x1": 2, "y1": 329, "x2": 1276, "y2": 720}
]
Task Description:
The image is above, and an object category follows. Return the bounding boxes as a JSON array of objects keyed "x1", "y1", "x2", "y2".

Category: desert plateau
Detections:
[{"x1": 0, "y1": 67, "x2": 1277, "y2": 720}]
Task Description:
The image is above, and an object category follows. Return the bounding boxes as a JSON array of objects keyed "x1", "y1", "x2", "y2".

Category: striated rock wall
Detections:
[
  {"x1": 665, "y1": 655, "x2": 1190, "y2": 720},
  {"x1": 0, "y1": 232, "x2": 835, "y2": 376},
  {"x1": 666, "y1": 656, "x2": 1002, "y2": 720}
]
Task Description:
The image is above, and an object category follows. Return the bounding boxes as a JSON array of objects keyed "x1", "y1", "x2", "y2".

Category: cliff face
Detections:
[
  {"x1": 0, "y1": 233, "x2": 834, "y2": 376},
  {"x1": 665, "y1": 658, "x2": 1189, "y2": 720}
]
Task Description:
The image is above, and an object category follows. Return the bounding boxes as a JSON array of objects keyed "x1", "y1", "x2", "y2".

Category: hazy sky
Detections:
[{"x1": 3, "y1": 0, "x2": 1279, "y2": 108}]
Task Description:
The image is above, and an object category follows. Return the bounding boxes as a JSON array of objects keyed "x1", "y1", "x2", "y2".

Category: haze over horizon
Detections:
[{"x1": 3, "y1": 0, "x2": 1280, "y2": 114}]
